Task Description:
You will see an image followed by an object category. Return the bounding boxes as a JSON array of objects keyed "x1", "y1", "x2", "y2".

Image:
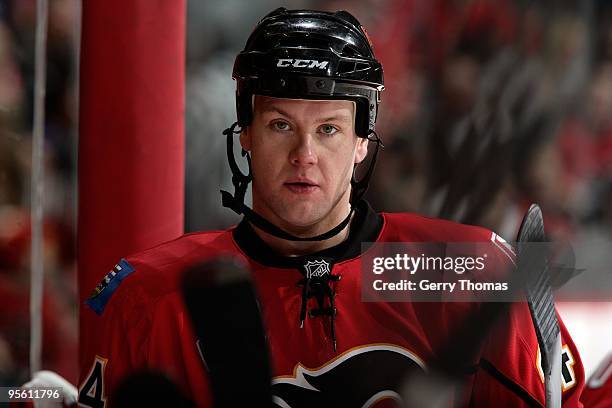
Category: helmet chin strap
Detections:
[{"x1": 220, "y1": 122, "x2": 382, "y2": 242}]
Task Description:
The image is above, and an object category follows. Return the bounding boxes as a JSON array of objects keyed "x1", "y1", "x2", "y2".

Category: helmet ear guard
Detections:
[{"x1": 222, "y1": 8, "x2": 385, "y2": 242}]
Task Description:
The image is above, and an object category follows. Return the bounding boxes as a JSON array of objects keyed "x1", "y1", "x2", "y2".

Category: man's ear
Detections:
[
  {"x1": 354, "y1": 137, "x2": 369, "y2": 164},
  {"x1": 239, "y1": 127, "x2": 251, "y2": 151}
]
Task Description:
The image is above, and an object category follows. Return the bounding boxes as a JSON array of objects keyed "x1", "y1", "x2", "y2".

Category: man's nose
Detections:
[{"x1": 289, "y1": 131, "x2": 317, "y2": 166}]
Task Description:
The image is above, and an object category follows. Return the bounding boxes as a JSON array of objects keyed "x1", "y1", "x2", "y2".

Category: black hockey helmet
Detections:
[
  {"x1": 233, "y1": 7, "x2": 384, "y2": 137},
  {"x1": 221, "y1": 8, "x2": 385, "y2": 242}
]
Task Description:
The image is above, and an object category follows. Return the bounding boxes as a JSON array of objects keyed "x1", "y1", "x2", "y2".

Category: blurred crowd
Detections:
[
  {"x1": 0, "y1": 0, "x2": 610, "y2": 388},
  {"x1": 0, "y1": 0, "x2": 78, "y2": 385}
]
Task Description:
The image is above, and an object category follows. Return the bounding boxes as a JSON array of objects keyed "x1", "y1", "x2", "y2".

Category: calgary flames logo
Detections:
[{"x1": 272, "y1": 344, "x2": 425, "y2": 408}]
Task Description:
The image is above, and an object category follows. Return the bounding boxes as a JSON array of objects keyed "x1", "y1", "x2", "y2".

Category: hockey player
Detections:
[{"x1": 79, "y1": 8, "x2": 585, "y2": 407}]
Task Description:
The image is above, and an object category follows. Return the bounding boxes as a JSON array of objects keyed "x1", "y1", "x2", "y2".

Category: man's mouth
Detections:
[{"x1": 284, "y1": 179, "x2": 319, "y2": 194}]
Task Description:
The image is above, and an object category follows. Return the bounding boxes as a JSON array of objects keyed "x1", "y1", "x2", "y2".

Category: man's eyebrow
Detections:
[
  {"x1": 316, "y1": 114, "x2": 352, "y2": 124},
  {"x1": 259, "y1": 106, "x2": 293, "y2": 118},
  {"x1": 259, "y1": 106, "x2": 353, "y2": 123}
]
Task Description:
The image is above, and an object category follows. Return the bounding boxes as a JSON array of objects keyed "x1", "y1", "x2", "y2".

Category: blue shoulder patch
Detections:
[{"x1": 85, "y1": 259, "x2": 135, "y2": 315}]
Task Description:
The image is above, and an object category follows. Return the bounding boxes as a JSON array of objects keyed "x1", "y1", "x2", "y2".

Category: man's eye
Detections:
[
  {"x1": 272, "y1": 121, "x2": 291, "y2": 131},
  {"x1": 319, "y1": 124, "x2": 338, "y2": 135}
]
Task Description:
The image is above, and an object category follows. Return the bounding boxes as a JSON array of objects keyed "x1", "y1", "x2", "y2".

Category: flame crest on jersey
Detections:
[{"x1": 272, "y1": 344, "x2": 426, "y2": 407}]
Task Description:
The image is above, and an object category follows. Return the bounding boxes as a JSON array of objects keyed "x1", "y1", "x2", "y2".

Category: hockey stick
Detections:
[
  {"x1": 517, "y1": 204, "x2": 561, "y2": 408},
  {"x1": 181, "y1": 258, "x2": 273, "y2": 408}
]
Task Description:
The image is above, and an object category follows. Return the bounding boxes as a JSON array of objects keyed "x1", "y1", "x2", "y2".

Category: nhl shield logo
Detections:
[{"x1": 304, "y1": 259, "x2": 331, "y2": 279}]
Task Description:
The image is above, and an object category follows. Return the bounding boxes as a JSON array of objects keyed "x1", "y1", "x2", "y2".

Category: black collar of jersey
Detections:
[{"x1": 232, "y1": 199, "x2": 383, "y2": 269}]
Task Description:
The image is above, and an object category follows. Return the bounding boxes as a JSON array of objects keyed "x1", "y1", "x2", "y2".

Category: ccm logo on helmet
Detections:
[{"x1": 276, "y1": 58, "x2": 329, "y2": 69}]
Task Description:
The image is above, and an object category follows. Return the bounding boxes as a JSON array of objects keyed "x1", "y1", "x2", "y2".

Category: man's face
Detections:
[{"x1": 240, "y1": 95, "x2": 369, "y2": 233}]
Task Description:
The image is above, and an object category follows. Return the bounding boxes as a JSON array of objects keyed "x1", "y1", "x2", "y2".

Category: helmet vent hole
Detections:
[
  {"x1": 355, "y1": 62, "x2": 369, "y2": 72},
  {"x1": 337, "y1": 61, "x2": 370, "y2": 74},
  {"x1": 338, "y1": 61, "x2": 356, "y2": 74},
  {"x1": 340, "y1": 44, "x2": 362, "y2": 58}
]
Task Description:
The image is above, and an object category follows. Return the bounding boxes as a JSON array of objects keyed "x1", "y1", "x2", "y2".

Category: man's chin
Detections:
[
  {"x1": 273, "y1": 207, "x2": 327, "y2": 232},
  {"x1": 254, "y1": 198, "x2": 341, "y2": 234},
  {"x1": 277, "y1": 213, "x2": 321, "y2": 230}
]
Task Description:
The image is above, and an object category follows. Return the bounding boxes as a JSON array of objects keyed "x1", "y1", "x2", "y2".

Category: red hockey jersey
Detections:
[{"x1": 78, "y1": 201, "x2": 584, "y2": 407}]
